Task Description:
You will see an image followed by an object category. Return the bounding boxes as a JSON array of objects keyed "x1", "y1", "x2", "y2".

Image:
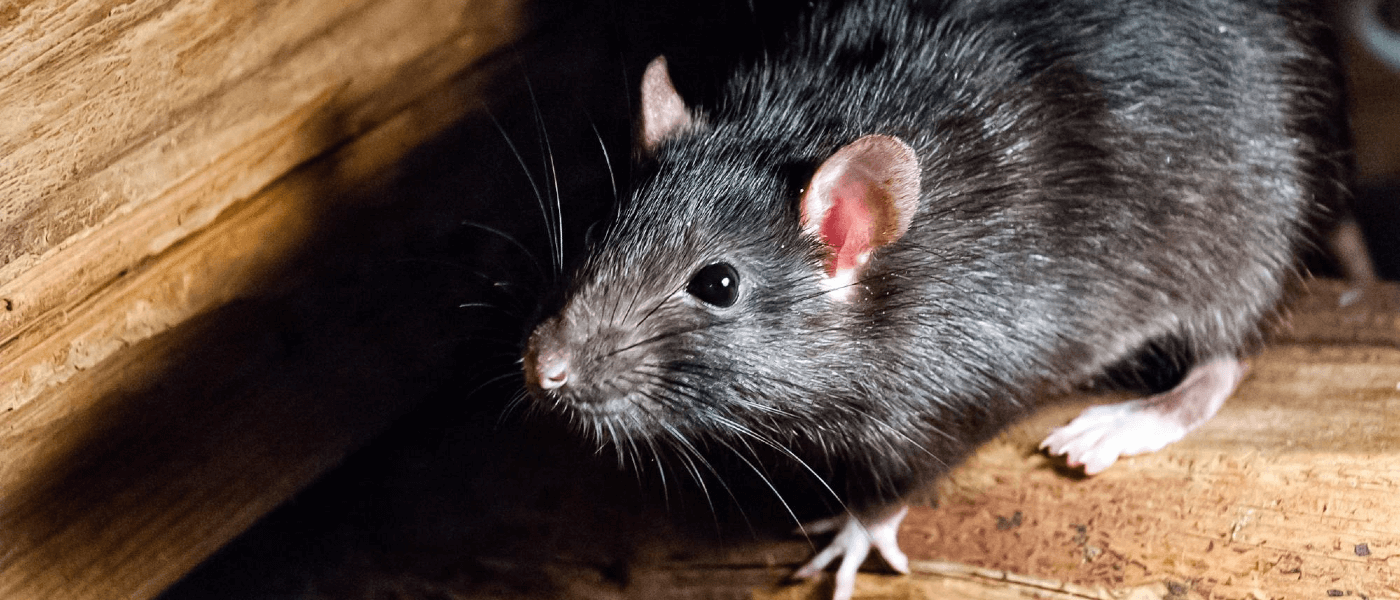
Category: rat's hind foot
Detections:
[
  {"x1": 793, "y1": 505, "x2": 909, "y2": 600},
  {"x1": 1041, "y1": 357, "x2": 1245, "y2": 474}
]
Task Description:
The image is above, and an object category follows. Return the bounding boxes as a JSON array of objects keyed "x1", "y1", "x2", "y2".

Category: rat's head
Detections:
[{"x1": 522, "y1": 57, "x2": 921, "y2": 450}]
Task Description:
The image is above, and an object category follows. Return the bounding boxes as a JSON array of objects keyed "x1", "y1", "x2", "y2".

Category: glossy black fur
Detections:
[{"x1": 526, "y1": 0, "x2": 1350, "y2": 513}]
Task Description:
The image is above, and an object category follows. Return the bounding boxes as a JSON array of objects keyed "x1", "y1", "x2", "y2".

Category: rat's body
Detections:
[{"x1": 522, "y1": 0, "x2": 1348, "y2": 597}]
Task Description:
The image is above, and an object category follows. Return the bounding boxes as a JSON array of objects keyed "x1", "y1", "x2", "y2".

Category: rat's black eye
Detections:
[{"x1": 687, "y1": 262, "x2": 740, "y2": 307}]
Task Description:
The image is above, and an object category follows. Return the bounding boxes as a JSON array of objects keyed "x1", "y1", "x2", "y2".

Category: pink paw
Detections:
[{"x1": 1041, "y1": 357, "x2": 1245, "y2": 474}]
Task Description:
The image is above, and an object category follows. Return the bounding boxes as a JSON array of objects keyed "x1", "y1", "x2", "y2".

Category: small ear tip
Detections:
[
  {"x1": 856, "y1": 134, "x2": 919, "y2": 164},
  {"x1": 639, "y1": 55, "x2": 693, "y2": 154},
  {"x1": 643, "y1": 56, "x2": 673, "y2": 90},
  {"x1": 854, "y1": 135, "x2": 922, "y2": 226}
]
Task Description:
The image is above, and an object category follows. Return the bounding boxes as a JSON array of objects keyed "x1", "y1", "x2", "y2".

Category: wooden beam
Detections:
[
  {"x1": 0, "y1": 0, "x2": 517, "y2": 417},
  {"x1": 0, "y1": 0, "x2": 522, "y2": 597}
]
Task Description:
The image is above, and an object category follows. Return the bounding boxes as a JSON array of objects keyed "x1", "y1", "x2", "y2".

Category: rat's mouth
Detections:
[
  {"x1": 528, "y1": 385, "x2": 641, "y2": 419},
  {"x1": 549, "y1": 391, "x2": 675, "y2": 444},
  {"x1": 565, "y1": 395, "x2": 636, "y2": 416}
]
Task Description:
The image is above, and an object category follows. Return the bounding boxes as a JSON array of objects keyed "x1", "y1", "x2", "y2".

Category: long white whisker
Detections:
[
  {"x1": 636, "y1": 416, "x2": 671, "y2": 509},
  {"x1": 708, "y1": 434, "x2": 807, "y2": 544},
  {"x1": 587, "y1": 118, "x2": 619, "y2": 203},
  {"x1": 458, "y1": 221, "x2": 547, "y2": 284},
  {"x1": 662, "y1": 421, "x2": 755, "y2": 538},
  {"x1": 498, "y1": 388, "x2": 535, "y2": 427},
  {"x1": 480, "y1": 104, "x2": 558, "y2": 277},
  {"x1": 716, "y1": 416, "x2": 873, "y2": 542},
  {"x1": 516, "y1": 60, "x2": 565, "y2": 276}
]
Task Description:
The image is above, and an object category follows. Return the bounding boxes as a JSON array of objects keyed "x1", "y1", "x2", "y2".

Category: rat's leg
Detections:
[
  {"x1": 1330, "y1": 217, "x2": 1380, "y2": 307},
  {"x1": 1041, "y1": 357, "x2": 1245, "y2": 474},
  {"x1": 792, "y1": 504, "x2": 909, "y2": 600}
]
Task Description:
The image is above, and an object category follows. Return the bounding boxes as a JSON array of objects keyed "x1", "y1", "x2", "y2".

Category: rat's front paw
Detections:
[{"x1": 792, "y1": 505, "x2": 909, "y2": 600}]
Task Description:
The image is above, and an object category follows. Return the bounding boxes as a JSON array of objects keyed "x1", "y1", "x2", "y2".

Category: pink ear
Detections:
[
  {"x1": 800, "y1": 135, "x2": 921, "y2": 292},
  {"x1": 639, "y1": 56, "x2": 694, "y2": 154}
]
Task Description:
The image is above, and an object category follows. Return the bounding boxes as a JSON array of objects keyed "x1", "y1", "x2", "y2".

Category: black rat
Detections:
[{"x1": 520, "y1": 0, "x2": 1350, "y2": 598}]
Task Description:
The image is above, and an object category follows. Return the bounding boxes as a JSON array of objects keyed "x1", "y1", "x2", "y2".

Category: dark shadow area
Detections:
[{"x1": 1355, "y1": 181, "x2": 1400, "y2": 280}]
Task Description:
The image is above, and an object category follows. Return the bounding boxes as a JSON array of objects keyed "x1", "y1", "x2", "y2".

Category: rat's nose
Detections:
[
  {"x1": 535, "y1": 351, "x2": 571, "y2": 390},
  {"x1": 524, "y1": 319, "x2": 573, "y2": 392}
]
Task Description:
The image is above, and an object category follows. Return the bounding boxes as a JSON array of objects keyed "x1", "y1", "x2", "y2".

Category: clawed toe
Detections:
[{"x1": 792, "y1": 505, "x2": 910, "y2": 600}]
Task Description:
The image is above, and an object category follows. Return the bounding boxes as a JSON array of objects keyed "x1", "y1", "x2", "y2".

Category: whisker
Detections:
[
  {"x1": 717, "y1": 417, "x2": 871, "y2": 543},
  {"x1": 497, "y1": 388, "x2": 536, "y2": 428},
  {"x1": 457, "y1": 302, "x2": 527, "y2": 321},
  {"x1": 515, "y1": 58, "x2": 565, "y2": 276},
  {"x1": 707, "y1": 434, "x2": 808, "y2": 544},
  {"x1": 458, "y1": 221, "x2": 547, "y2": 284},
  {"x1": 601, "y1": 319, "x2": 731, "y2": 360},
  {"x1": 386, "y1": 256, "x2": 529, "y2": 303},
  {"x1": 661, "y1": 420, "x2": 755, "y2": 539},
  {"x1": 633, "y1": 281, "x2": 689, "y2": 328},
  {"x1": 480, "y1": 102, "x2": 559, "y2": 280},
  {"x1": 587, "y1": 117, "x2": 619, "y2": 204},
  {"x1": 621, "y1": 278, "x2": 648, "y2": 323},
  {"x1": 466, "y1": 371, "x2": 524, "y2": 402},
  {"x1": 636, "y1": 415, "x2": 670, "y2": 508}
]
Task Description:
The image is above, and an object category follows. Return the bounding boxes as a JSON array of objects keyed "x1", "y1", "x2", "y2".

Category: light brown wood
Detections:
[
  {"x1": 0, "y1": 0, "x2": 516, "y2": 415},
  {"x1": 0, "y1": 0, "x2": 521, "y2": 598}
]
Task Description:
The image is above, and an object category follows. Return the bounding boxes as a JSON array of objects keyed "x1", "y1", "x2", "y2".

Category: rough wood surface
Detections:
[
  {"x1": 0, "y1": 0, "x2": 515, "y2": 418},
  {"x1": 0, "y1": 1, "x2": 521, "y2": 598}
]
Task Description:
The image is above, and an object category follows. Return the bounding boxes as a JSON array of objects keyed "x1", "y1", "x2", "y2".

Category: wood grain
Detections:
[
  {"x1": 0, "y1": 0, "x2": 515, "y2": 413},
  {"x1": 0, "y1": 0, "x2": 521, "y2": 598}
]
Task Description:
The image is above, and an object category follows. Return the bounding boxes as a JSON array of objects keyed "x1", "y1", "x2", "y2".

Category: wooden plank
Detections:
[
  {"x1": 0, "y1": 0, "x2": 516, "y2": 413},
  {"x1": 0, "y1": 69, "x2": 511, "y2": 600},
  {"x1": 451, "y1": 284, "x2": 1396, "y2": 600},
  {"x1": 0, "y1": 1, "x2": 524, "y2": 598}
]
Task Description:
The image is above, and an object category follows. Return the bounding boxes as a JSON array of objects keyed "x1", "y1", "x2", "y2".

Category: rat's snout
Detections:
[
  {"x1": 524, "y1": 321, "x2": 572, "y2": 392},
  {"x1": 523, "y1": 303, "x2": 662, "y2": 412},
  {"x1": 531, "y1": 348, "x2": 571, "y2": 391}
]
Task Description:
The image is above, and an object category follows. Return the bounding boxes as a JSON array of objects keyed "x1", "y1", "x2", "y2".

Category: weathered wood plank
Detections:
[
  {"x1": 0, "y1": 0, "x2": 516, "y2": 413},
  {"x1": 0, "y1": 69, "x2": 516, "y2": 600},
  {"x1": 0, "y1": 0, "x2": 523, "y2": 598}
]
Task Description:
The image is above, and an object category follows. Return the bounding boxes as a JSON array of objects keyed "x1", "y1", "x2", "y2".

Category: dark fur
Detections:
[{"x1": 525, "y1": 0, "x2": 1349, "y2": 513}]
